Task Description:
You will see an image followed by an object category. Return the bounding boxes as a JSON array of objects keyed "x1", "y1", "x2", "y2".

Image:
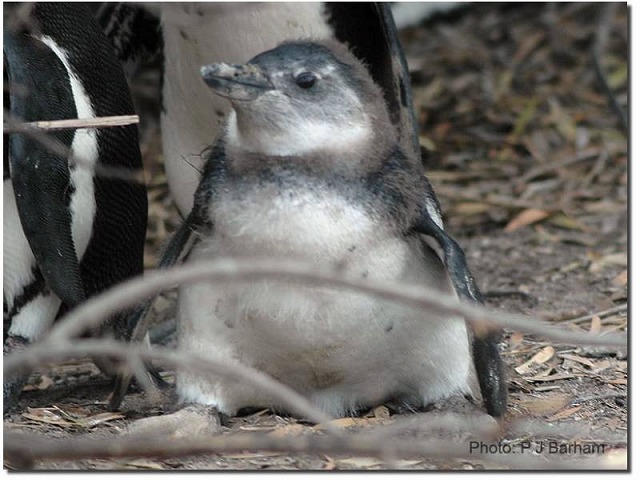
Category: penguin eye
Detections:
[{"x1": 295, "y1": 72, "x2": 317, "y2": 89}]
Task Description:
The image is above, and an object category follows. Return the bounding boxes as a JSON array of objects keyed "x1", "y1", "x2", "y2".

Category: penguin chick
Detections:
[{"x1": 175, "y1": 40, "x2": 484, "y2": 418}]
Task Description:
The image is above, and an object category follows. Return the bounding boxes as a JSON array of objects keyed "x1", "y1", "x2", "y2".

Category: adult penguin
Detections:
[{"x1": 3, "y1": 2, "x2": 148, "y2": 411}]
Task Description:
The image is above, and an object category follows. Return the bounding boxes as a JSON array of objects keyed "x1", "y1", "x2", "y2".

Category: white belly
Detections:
[
  {"x1": 3, "y1": 180, "x2": 62, "y2": 340},
  {"x1": 160, "y1": 2, "x2": 332, "y2": 215},
  {"x1": 176, "y1": 187, "x2": 472, "y2": 416}
]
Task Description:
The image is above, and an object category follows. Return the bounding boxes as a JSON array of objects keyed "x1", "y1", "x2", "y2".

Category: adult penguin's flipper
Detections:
[
  {"x1": 4, "y1": 32, "x2": 86, "y2": 310},
  {"x1": 326, "y1": 3, "x2": 421, "y2": 165}
]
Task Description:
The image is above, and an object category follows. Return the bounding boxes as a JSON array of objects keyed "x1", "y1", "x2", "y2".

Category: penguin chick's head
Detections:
[{"x1": 200, "y1": 40, "x2": 396, "y2": 159}]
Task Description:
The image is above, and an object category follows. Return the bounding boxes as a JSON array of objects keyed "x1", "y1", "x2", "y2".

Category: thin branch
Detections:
[
  {"x1": 3, "y1": 111, "x2": 145, "y2": 184},
  {"x1": 561, "y1": 304, "x2": 627, "y2": 324},
  {"x1": 3, "y1": 114, "x2": 139, "y2": 133},
  {"x1": 520, "y1": 148, "x2": 601, "y2": 183},
  {"x1": 3, "y1": 428, "x2": 623, "y2": 470},
  {"x1": 40, "y1": 258, "x2": 627, "y2": 349}
]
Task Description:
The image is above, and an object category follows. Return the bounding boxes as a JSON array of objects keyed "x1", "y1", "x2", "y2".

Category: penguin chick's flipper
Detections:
[
  {"x1": 109, "y1": 210, "x2": 201, "y2": 411},
  {"x1": 414, "y1": 180, "x2": 507, "y2": 417},
  {"x1": 326, "y1": 3, "x2": 421, "y2": 166},
  {"x1": 4, "y1": 31, "x2": 87, "y2": 309}
]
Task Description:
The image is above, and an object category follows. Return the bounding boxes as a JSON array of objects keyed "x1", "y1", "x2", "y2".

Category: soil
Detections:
[{"x1": 3, "y1": 3, "x2": 628, "y2": 471}]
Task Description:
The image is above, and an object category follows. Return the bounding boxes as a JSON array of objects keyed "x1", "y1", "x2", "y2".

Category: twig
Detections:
[
  {"x1": 560, "y1": 304, "x2": 627, "y2": 324},
  {"x1": 4, "y1": 432, "x2": 626, "y2": 470},
  {"x1": 434, "y1": 187, "x2": 553, "y2": 212},
  {"x1": 520, "y1": 148, "x2": 601, "y2": 183},
  {"x1": 3, "y1": 114, "x2": 139, "y2": 133},
  {"x1": 0, "y1": 430, "x2": 469, "y2": 469},
  {"x1": 3, "y1": 111, "x2": 144, "y2": 183},
  {"x1": 3, "y1": 428, "x2": 623, "y2": 470},
  {"x1": 39, "y1": 258, "x2": 626, "y2": 350},
  {"x1": 570, "y1": 392, "x2": 627, "y2": 405}
]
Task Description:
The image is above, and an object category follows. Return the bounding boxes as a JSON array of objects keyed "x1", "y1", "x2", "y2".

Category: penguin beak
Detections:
[{"x1": 201, "y1": 63, "x2": 274, "y2": 101}]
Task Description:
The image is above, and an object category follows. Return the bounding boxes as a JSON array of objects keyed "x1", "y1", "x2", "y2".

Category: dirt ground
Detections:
[{"x1": 3, "y1": 3, "x2": 628, "y2": 471}]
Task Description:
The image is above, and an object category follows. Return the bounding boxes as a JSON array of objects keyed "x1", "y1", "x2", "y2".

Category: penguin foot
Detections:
[
  {"x1": 125, "y1": 404, "x2": 223, "y2": 438},
  {"x1": 3, "y1": 335, "x2": 30, "y2": 414},
  {"x1": 385, "y1": 394, "x2": 485, "y2": 417}
]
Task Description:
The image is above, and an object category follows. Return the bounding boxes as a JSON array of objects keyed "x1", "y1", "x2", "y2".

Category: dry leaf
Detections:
[
  {"x1": 76, "y1": 412, "x2": 125, "y2": 428},
  {"x1": 530, "y1": 367, "x2": 554, "y2": 379},
  {"x1": 23, "y1": 406, "x2": 124, "y2": 429},
  {"x1": 612, "y1": 270, "x2": 627, "y2": 286},
  {"x1": 515, "y1": 346, "x2": 555, "y2": 374},
  {"x1": 558, "y1": 353, "x2": 596, "y2": 369},
  {"x1": 392, "y1": 459, "x2": 426, "y2": 468},
  {"x1": 267, "y1": 424, "x2": 307, "y2": 438},
  {"x1": 505, "y1": 208, "x2": 550, "y2": 232},
  {"x1": 527, "y1": 372, "x2": 576, "y2": 382},
  {"x1": 511, "y1": 98, "x2": 540, "y2": 137},
  {"x1": 608, "y1": 378, "x2": 627, "y2": 385},
  {"x1": 615, "y1": 360, "x2": 628, "y2": 372},
  {"x1": 603, "y1": 253, "x2": 627, "y2": 265},
  {"x1": 519, "y1": 393, "x2": 572, "y2": 416},
  {"x1": 509, "y1": 332, "x2": 524, "y2": 347},
  {"x1": 590, "y1": 315, "x2": 602, "y2": 334},
  {"x1": 590, "y1": 358, "x2": 615, "y2": 373},
  {"x1": 534, "y1": 385, "x2": 562, "y2": 392},
  {"x1": 123, "y1": 459, "x2": 165, "y2": 470},
  {"x1": 547, "y1": 405, "x2": 582, "y2": 422},
  {"x1": 35, "y1": 376, "x2": 55, "y2": 390},
  {"x1": 336, "y1": 457, "x2": 381, "y2": 468},
  {"x1": 323, "y1": 455, "x2": 337, "y2": 470},
  {"x1": 547, "y1": 213, "x2": 587, "y2": 231},
  {"x1": 532, "y1": 346, "x2": 556, "y2": 363},
  {"x1": 608, "y1": 63, "x2": 628, "y2": 90},
  {"x1": 22, "y1": 408, "x2": 74, "y2": 427},
  {"x1": 453, "y1": 202, "x2": 492, "y2": 216},
  {"x1": 22, "y1": 375, "x2": 54, "y2": 392},
  {"x1": 560, "y1": 260, "x2": 584, "y2": 273},
  {"x1": 419, "y1": 134, "x2": 437, "y2": 152},
  {"x1": 548, "y1": 97, "x2": 577, "y2": 142}
]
